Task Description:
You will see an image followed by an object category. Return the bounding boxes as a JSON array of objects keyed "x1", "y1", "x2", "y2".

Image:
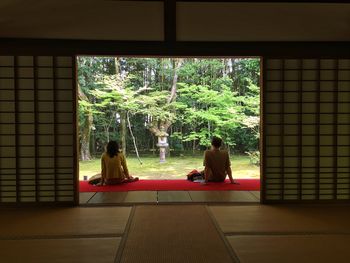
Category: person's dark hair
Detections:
[
  {"x1": 211, "y1": 136, "x2": 222, "y2": 148},
  {"x1": 106, "y1": 141, "x2": 120, "y2": 158}
]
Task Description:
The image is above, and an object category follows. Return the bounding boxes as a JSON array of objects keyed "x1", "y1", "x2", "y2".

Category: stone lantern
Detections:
[{"x1": 156, "y1": 127, "x2": 169, "y2": 163}]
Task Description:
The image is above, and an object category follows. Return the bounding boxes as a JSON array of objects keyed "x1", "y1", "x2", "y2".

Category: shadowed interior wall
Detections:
[
  {"x1": 177, "y1": 3, "x2": 350, "y2": 41},
  {"x1": 0, "y1": 2, "x2": 349, "y2": 41},
  {"x1": 263, "y1": 59, "x2": 350, "y2": 202},
  {"x1": 0, "y1": 56, "x2": 76, "y2": 204},
  {"x1": 0, "y1": 1, "x2": 349, "y2": 205},
  {"x1": 0, "y1": 1, "x2": 163, "y2": 41}
]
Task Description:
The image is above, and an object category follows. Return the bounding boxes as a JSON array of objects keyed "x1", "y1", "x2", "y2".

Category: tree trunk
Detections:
[
  {"x1": 80, "y1": 117, "x2": 92, "y2": 161},
  {"x1": 207, "y1": 105, "x2": 211, "y2": 137},
  {"x1": 192, "y1": 139, "x2": 196, "y2": 155},
  {"x1": 78, "y1": 84, "x2": 93, "y2": 161},
  {"x1": 91, "y1": 131, "x2": 96, "y2": 156},
  {"x1": 181, "y1": 125, "x2": 185, "y2": 151},
  {"x1": 147, "y1": 58, "x2": 183, "y2": 162},
  {"x1": 115, "y1": 57, "x2": 120, "y2": 75},
  {"x1": 120, "y1": 110, "x2": 127, "y2": 154},
  {"x1": 127, "y1": 111, "x2": 142, "y2": 165},
  {"x1": 105, "y1": 126, "x2": 109, "y2": 143},
  {"x1": 114, "y1": 57, "x2": 127, "y2": 154},
  {"x1": 167, "y1": 58, "x2": 183, "y2": 104}
]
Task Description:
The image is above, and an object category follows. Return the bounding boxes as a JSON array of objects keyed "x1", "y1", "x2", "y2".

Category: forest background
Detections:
[{"x1": 78, "y1": 57, "x2": 260, "y2": 179}]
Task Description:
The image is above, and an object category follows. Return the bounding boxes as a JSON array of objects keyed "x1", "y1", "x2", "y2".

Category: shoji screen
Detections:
[
  {"x1": 263, "y1": 59, "x2": 350, "y2": 202},
  {"x1": 0, "y1": 56, "x2": 77, "y2": 204}
]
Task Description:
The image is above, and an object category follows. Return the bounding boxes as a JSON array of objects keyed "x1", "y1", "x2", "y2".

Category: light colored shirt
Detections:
[
  {"x1": 203, "y1": 149, "x2": 231, "y2": 181},
  {"x1": 101, "y1": 152, "x2": 129, "y2": 180}
]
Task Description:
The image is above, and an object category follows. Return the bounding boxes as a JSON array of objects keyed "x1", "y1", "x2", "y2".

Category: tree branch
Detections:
[
  {"x1": 78, "y1": 84, "x2": 89, "y2": 101},
  {"x1": 167, "y1": 58, "x2": 183, "y2": 104},
  {"x1": 135, "y1": 84, "x2": 151, "y2": 94},
  {"x1": 148, "y1": 122, "x2": 161, "y2": 136}
]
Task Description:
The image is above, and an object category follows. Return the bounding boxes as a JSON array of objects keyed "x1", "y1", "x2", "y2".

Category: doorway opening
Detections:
[{"x1": 78, "y1": 56, "x2": 261, "y2": 204}]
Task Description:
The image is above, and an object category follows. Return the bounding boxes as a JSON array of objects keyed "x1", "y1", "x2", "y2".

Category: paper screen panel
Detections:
[
  {"x1": 0, "y1": 56, "x2": 76, "y2": 204},
  {"x1": 263, "y1": 58, "x2": 350, "y2": 202}
]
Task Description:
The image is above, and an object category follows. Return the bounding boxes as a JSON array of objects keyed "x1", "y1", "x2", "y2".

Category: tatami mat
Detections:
[
  {"x1": 80, "y1": 190, "x2": 260, "y2": 204},
  {"x1": 0, "y1": 237, "x2": 121, "y2": 263},
  {"x1": 79, "y1": 192, "x2": 96, "y2": 204},
  {"x1": 227, "y1": 235, "x2": 350, "y2": 263},
  {"x1": 119, "y1": 205, "x2": 233, "y2": 263},
  {"x1": 189, "y1": 191, "x2": 258, "y2": 202},
  {"x1": 210, "y1": 205, "x2": 350, "y2": 234},
  {"x1": 88, "y1": 192, "x2": 127, "y2": 204},
  {"x1": 2, "y1": 204, "x2": 350, "y2": 263},
  {"x1": 158, "y1": 191, "x2": 192, "y2": 202},
  {"x1": 249, "y1": 191, "x2": 260, "y2": 200},
  {"x1": 0, "y1": 207, "x2": 131, "y2": 238},
  {"x1": 123, "y1": 191, "x2": 157, "y2": 203}
]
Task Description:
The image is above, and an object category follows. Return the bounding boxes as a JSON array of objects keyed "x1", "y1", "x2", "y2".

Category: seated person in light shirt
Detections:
[
  {"x1": 100, "y1": 141, "x2": 138, "y2": 185},
  {"x1": 202, "y1": 136, "x2": 235, "y2": 185}
]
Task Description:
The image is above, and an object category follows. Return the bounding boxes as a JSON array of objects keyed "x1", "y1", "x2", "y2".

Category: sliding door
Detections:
[
  {"x1": 263, "y1": 58, "x2": 350, "y2": 202},
  {"x1": 0, "y1": 56, "x2": 77, "y2": 204}
]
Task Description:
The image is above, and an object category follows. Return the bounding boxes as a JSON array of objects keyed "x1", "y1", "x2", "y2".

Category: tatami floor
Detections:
[
  {"x1": 1, "y1": 204, "x2": 350, "y2": 262},
  {"x1": 80, "y1": 190, "x2": 260, "y2": 204}
]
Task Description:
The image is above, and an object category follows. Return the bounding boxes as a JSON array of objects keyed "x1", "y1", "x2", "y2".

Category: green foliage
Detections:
[
  {"x1": 137, "y1": 90, "x2": 177, "y2": 123},
  {"x1": 176, "y1": 83, "x2": 241, "y2": 147},
  {"x1": 246, "y1": 150, "x2": 260, "y2": 166},
  {"x1": 77, "y1": 57, "x2": 260, "y2": 156}
]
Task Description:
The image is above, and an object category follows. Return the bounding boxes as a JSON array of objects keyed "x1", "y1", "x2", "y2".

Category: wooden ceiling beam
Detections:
[{"x1": 0, "y1": 38, "x2": 350, "y2": 58}]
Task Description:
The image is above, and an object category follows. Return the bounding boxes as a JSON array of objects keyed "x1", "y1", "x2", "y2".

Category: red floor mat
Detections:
[{"x1": 79, "y1": 179, "x2": 260, "y2": 192}]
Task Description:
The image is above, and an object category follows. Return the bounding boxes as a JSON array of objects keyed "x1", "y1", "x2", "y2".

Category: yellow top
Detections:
[{"x1": 101, "y1": 152, "x2": 130, "y2": 180}]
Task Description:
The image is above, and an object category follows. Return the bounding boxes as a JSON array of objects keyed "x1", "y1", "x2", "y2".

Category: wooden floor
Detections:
[
  {"x1": 1, "y1": 204, "x2": 350, "y2": 262},
  {"x1": 80, "y1": 190, "x2": 260, "y2": 204}
]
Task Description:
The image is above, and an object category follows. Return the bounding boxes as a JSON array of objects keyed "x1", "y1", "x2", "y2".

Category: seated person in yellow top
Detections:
[
  {"x1": 203, "y1": 137, "x2": 235, "y2": 184},
  {"x1": 101, "y1": 141, "x2": 138, "y2": 185}
]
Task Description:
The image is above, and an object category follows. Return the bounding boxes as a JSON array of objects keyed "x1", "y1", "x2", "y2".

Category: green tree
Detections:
[{"x1": 78, "y1": 57, "x2": 260, "y2": 158}]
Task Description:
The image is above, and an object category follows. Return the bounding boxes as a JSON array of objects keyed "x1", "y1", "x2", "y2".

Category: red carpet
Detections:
[{"x1": 79, "y1": 179, "x2": 260, "y2": 192}]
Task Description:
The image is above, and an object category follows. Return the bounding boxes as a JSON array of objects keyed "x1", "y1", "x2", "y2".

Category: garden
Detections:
[{"x1": 78, "y1": 57, "x2": 260, "y2": 179}]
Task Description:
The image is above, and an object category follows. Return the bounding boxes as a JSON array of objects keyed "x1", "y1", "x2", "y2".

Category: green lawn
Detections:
[{"x1": 79, "y1": 155, "x2": 259, "y2": 180}]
